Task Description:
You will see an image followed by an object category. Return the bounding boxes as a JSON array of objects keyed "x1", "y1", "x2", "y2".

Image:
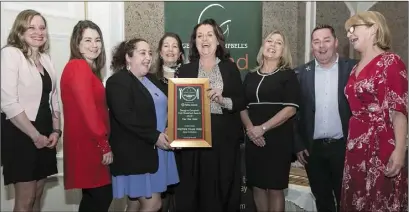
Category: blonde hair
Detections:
[
  {"x1": 252, "y1": 30, "x2": 293, "y2": 72},
  {"x1": 4, "y1": 9, "x2": 50, "y2": 61},
  {"x1": 344, "y1": 11, "x2": 391, "y2": 51}
]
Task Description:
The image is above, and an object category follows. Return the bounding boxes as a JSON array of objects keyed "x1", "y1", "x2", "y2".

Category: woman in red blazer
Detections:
[{"x1": 60, "y1": 20, "x2": 113, "y2": 211}]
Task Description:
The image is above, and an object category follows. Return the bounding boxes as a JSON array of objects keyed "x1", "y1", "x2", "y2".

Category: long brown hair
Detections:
[
  {"x1": 154, "y1": 32, "x2": 185, "y2": 79},
  {"x1": 4, "y1": 9, "x2": 49, "y2": 62},
  {"x1": 69, "y1": 20, "x2": 106, "y2": 80}
]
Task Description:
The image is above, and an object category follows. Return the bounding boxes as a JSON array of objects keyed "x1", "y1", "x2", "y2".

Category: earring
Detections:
[{"x1": 126, "y1": 64, "x2": 131, "y2": 70}]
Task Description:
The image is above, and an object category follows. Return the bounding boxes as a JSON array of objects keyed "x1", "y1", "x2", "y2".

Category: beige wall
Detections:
[
  {"x1": 262, "y1": 2, "x2": 306, "y2": 66},
  {"x1": 370, "y1": 2, "x2": 408, "y2": 66},
  {"x1": 316, "y1": 2, "x2": 351, "y2": 58},
  {"x1": 125, "y1": 2, "x2": 164, "y2": 51},
  {"x1": 125, "y1": 1, "x2": 408, "y2": 67}
]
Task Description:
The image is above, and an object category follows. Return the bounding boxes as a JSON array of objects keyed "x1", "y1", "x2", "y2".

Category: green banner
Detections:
[{"x1": 164, "y1": 2, "x2": 262, "y2": 78}]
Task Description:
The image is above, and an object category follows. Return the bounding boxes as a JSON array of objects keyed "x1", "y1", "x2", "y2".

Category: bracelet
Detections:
[{"x1": 52, "y1": 129, "x2": 62, "y2": 138}]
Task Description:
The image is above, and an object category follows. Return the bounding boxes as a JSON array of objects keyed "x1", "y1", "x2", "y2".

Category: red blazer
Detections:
[{"x1": 60, "y1": 59, "x2": 111, "y2": 189}]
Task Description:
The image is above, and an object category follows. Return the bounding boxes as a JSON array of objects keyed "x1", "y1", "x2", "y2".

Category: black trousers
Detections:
[
  {"x1": 305, "y1": 138, "x2": 346, "y2": 212},
  {"x1": 79, "y1": 184, "x2": 113, "y2": 212}
]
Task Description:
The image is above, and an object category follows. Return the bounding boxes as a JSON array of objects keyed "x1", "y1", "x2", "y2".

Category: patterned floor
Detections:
[{"x1": 289, "y1": 167, "x2": 309, "y2": 187}]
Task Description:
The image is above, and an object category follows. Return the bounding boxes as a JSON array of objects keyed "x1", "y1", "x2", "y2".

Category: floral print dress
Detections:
[{"x1": 341, "y1": 52, "x2": 408, "y2": 212}]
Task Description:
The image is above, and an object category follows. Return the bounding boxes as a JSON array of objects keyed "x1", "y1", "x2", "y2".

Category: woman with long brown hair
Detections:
[
  {"x1": 60, "y1": 20, "x2": 113, "y2": 211},
  {"x1": 154, "y1": 32, "x2": 185, "y2": 212}
]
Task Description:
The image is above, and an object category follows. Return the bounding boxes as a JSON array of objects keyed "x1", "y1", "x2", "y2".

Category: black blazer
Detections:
[
  {"x1": 294, "y1": 57, "x2": 358, "y2": 153},
  {"x1": 177, "y1": 59, "x2": 246, "y2": 143},
  {"x1": 106, "y1": 70, "x2": 166, "y2": 176}
]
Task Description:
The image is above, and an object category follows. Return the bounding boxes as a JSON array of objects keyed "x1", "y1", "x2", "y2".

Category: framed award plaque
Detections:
[{"x1": 167, "y1": 78, "x2": 212, "y2": 148}]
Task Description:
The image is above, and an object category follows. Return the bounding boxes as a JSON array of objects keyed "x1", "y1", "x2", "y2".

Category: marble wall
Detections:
[
  {"x1": 124, "y1": 2, "x2": 164, "y2": 52},
  {"x1": 262, "y1": 2, "x2": 306, "y2": 67},
  {"x1": 370, "y1": 1, "x2": 408, "y2": 66},
  {"x1": 124, "y1": 1, "x2": 408, "y2": 67},
  {"x1": 316, "y1": 2, "x2": 351, "y2": 58}
]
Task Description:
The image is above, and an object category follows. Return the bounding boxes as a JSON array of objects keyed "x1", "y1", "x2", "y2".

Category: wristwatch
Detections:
[{"x1": 52, "y1": 129, "x2": 62, "y2": 138}]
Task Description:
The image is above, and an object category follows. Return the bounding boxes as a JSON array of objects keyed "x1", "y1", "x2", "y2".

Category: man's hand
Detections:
[{"x1": 297, "y1": 149, "x2": 309, "y2": 165}]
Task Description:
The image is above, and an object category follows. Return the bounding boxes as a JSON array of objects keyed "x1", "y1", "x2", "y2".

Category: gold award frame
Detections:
[{"x1": 167, "y1": 78, "x2": 212, "y2": 148}]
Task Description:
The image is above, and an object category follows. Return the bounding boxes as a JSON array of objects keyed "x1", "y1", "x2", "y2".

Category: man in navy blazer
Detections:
[{"x1": 294, "y1": 25, "x2": 357, "y2": 212}]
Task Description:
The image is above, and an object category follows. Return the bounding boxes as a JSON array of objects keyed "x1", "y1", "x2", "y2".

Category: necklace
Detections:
[{"x1": 163, "y1": 64, "x2": 180, "y2": 73}]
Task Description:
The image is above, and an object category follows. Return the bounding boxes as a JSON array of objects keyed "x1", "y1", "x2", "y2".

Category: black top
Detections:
[
  {"x1": 36, "y1": 68, "x2": 53, "y2": 134},
  {"x1": 106, "y1": 70, "x2": 167, "y2": 176},
  {"x1": 244, "y1": 68, "x2": 300, "y2": 107}
]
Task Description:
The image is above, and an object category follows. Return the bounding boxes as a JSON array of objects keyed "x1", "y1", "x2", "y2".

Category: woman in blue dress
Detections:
[{"x1": 106, "y1": 38, "x2": 179, "y2": 212}]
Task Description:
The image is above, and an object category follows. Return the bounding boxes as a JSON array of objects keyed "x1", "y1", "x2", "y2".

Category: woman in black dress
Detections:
[
  {"x1": 1, "y1": 10, "x2": 61, "y2": 211},
  {"x1": 240, "y1": 30, "x2": 300, "y2": 212}
]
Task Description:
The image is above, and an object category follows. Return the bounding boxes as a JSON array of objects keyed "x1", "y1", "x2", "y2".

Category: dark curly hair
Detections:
[
  {"x1": 188, "y1": 18, "x2": 230, "y2": 62},
  {"x1": 111, "y1": 38, "x2": 147, "y2": 73}
]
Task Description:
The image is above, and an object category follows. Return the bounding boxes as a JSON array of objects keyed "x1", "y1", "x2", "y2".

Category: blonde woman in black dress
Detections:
[{"x1": 240, "y1": 30, "x2": 300, "y2": 212}]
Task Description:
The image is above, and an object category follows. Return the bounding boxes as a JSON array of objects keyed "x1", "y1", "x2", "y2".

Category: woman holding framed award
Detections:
[
  {"x1": 106, "y1": 38, "x2": 179, "y2": 212},
  {"x1": 173, "y1": 18, "x2": 246, "y2": 212}
]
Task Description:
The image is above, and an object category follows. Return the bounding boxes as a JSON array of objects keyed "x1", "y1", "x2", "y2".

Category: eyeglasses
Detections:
[{"x1": 347, "y1": 24, "x2": 373, "y2": 34}]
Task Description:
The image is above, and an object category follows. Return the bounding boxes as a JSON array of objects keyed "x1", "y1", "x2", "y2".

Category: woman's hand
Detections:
[
  {"x1": 47, "y1": 132, "x2": 59, "y2": 148},
  {"x1": 246, "y1": 126, "x2": 266, "y2": 147},
  {"x1": 101, "y1": 151, "x2": 113, "y2": 165},
  {"x1": 247, "y1": 126, "x2": 265, "y2": 140},
  {"x1": 155, "y1": 133, "x2": 173, "y2": 150},
  {"x1": 207, "y1": 88, "x2": 223, "y2": 105},
  {"x1": 33, "y1": 134, "x2": 49, "y2": 149},
  {"x1": 250, "y1": 135, "x2": 266, "y2": 147},
  {"x1": 385, "y1": 148, "x2": 406, "y2": 177}
]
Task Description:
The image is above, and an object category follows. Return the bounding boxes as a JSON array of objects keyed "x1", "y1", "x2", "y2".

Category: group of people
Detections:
[{"x1": 0, "y1": 8, "x2": 407, "y2": 212}]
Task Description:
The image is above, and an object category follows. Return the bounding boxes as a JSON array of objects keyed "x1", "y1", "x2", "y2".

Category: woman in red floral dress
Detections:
[{"x1": 341, "y1": 11, "x2": 408, "y2": 212}]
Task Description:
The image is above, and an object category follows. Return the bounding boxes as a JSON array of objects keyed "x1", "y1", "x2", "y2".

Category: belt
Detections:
[{"x1": 314, "y1": 138, "x2": 343, "y2": 145}]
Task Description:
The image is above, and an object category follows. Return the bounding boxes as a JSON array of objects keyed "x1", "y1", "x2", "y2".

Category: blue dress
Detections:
[{"x1": 112, "y1": 77, "x2": 179, "y2": 199}]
